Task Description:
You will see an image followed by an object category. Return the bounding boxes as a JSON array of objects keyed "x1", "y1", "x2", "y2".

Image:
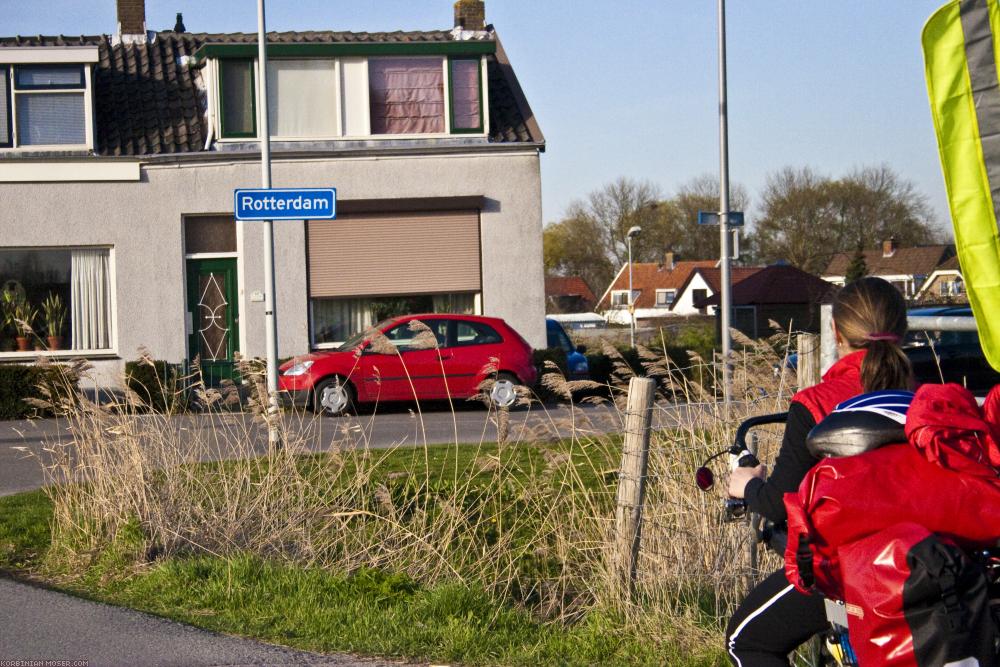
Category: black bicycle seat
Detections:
[{"x1": 806, "y1": 390, "x2": 913, "y2": 458}]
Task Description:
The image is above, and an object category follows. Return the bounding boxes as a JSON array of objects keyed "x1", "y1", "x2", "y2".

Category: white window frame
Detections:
[
  {"x1": 2, "y1": 63, "x2": 94, "y2": 151},
  {"x1": 655, "y1": 289, "x2": 676, "y2": 307},
  {"x1": 611, "y1": 290, "x2": 631, "y2": 309},
  {"x1": 0, "y1": 245, "x2": 117, "y2": 360}
]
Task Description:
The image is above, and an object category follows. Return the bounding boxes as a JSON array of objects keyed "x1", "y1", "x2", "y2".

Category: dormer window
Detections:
[
  {"x1": 1, "y1": 64, "x2": 91, "y2": 148},
  {"x1": 369, "y1": 57, "x2": 444, "y2": 134},
  {"x1": 213, "y1": 51, "x2": 487, "y2": 141}
]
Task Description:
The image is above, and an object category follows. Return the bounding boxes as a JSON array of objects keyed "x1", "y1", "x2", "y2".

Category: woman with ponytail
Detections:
[{"x1": 724, "y1": 276, "x2": 912, "y2": 667}]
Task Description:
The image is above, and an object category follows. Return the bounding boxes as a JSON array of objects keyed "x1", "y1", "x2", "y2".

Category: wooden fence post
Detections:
[
  {"x1": 797, "y1": 333, "x2": 821, "y2": 389},
  {"x1": 614, "y1": 376, "x2": 656, "y2": 596}
]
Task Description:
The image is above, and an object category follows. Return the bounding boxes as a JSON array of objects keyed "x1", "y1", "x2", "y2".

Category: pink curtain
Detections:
[
  {"x1": 451, "y1": 60, "x2": 481, "y2": 130},
  {"x1": 369, "y1": 58, "x2": 444, "y2": 134}
]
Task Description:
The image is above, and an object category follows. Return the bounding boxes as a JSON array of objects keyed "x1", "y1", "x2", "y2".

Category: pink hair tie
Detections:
[{"x1": 864, "y1": 332, "x2": 901, "y2": 343}]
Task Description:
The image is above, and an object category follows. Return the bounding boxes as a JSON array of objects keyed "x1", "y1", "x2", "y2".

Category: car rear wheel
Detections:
[{"x1": 313, "y1": 377, "x2": 356, "y2": 416}]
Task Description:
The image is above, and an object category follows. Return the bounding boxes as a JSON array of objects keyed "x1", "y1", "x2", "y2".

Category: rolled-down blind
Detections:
[{"x1": 307, "y1": 210, "x2": 481, "y2": 298}]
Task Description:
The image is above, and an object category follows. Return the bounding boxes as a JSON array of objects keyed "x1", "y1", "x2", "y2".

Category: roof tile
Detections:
[{"x1": 0, "y1": 29, "x2": 536, "y2": 156}]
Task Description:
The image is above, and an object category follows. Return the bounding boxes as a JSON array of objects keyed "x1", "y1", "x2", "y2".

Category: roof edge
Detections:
[{"x1": 493, "y1": 32, "x2": 545, "y2": 147}]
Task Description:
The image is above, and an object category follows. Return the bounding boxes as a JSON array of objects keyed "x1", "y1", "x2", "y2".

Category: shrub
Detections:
[
  {"x1": 0, "y1": 363, "x2": 79, "y2": 420},
  {"x1": 124, "y1": 359, "x2": 186, "y2": 413}
]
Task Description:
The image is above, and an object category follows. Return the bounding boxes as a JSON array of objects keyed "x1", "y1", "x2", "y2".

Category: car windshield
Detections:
[{"x1": 336, "y1": 318, "x2": 395, "y2": 351}]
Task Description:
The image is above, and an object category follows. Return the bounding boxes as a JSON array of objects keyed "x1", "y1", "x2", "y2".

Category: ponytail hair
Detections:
[{"x1": 832, "y1": 277, "x2": 913, "y2": 392}]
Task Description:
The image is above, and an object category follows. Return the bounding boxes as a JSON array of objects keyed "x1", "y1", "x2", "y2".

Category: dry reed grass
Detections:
[{"x1": 22, "y1": 322, "x2": 801, "y2": 652}]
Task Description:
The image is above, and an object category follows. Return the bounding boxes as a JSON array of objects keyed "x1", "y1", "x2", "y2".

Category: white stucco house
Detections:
[{"x1": 0, "y1": 0, "x2": 546, "y2": 387}]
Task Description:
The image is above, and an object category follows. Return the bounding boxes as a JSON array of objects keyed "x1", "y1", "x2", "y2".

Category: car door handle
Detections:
[{"x1": 439, "y1": 353, "x2": 453, "y2": 360}]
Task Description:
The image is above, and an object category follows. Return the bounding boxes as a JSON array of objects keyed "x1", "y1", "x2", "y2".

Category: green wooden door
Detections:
[{"x1": 186, "y1": 258, "x2": 239, "y2": 385}]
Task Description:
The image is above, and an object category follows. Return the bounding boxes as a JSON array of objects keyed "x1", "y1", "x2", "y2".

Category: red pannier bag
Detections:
[
  {"x1": 785, "y1": 383, "x2": 1000, "y2": 666},
  {"x1": 838, "y1": 522, "x2": 994, "y2": 667}
]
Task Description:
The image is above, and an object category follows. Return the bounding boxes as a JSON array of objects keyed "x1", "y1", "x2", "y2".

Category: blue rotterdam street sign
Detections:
[
  {"x1": 697, "y1": 210, "x2": 744, "y2": 227},
  {"x1": 234, "y1": 188, "x2": 337, "y2": 221}
]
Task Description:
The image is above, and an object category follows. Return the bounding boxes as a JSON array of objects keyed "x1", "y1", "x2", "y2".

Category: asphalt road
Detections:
[
  {"x1": 0, "y1": 403, "x2": 629, "y2": 666},
  {"x1": 0, "y1": 403, "x2": 626, "y2": 497}
]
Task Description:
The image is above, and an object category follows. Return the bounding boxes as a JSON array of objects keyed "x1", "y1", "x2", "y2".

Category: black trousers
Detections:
[{"x1": 725, "y1": 569, "x2": 829, "y2": 667}]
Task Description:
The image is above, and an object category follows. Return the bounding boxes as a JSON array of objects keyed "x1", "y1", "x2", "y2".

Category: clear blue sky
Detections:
[{"x1": 2, "y1": 0, "x2": 952, "y2": 232}]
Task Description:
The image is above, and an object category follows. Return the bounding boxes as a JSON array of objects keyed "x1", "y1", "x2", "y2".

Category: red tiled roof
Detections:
[
  {"x1": 696, "y1": 264, "x2": 835, "y2": 307},
  {"x1": 689, "y1": 267, "x2": 763, "y2": 294},
  {"x1": 824, "y1": 245, "x2": 955, "y2": 279},
  {"x1": 597, "y1": 260, "x2": 716, "y2": 309},
  {"x1": 545, "y1": 276, "x2": 596, "y2": 303}
]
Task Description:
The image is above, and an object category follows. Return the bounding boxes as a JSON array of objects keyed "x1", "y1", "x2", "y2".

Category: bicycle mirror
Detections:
[{"x1": 695, "y1": 466, "x2": 714, "y2": 491}]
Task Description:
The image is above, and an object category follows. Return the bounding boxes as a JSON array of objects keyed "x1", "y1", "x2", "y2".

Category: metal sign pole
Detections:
[
  {"x1": 257, "y1": 0, "x2": 280, "y2": 443},
  {"x1": 717, "y1": 0, "x2": 733, "y2": 408}
]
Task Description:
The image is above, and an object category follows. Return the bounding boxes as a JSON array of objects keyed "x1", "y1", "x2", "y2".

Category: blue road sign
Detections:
[
  {"x1": 234, "y1": 188, "x2": 337, "y2": 221},
  {"x1": 697, "y1": 210, "x2": 744, "y2": 227}
]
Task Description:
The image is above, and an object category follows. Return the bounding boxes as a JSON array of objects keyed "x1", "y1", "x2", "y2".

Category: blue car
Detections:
[{"x1": 546, "y1": 318, "x2": 589, "y2": 380}]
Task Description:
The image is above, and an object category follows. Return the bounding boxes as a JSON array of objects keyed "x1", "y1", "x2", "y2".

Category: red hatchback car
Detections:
[{"x1": 279, "y1": 314, "x2": 537, "y2": 415}]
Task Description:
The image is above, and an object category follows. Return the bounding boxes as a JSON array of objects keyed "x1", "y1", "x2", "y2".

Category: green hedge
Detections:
[
  {"x1": 125, "y1": 360, "x2": 186, "y2": 413},
  {"x1": 0, "y1": 364, "x2": 79, "y2": 420}
]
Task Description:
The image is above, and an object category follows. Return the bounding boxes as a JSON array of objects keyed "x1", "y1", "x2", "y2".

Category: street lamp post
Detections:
[{"x1": 627, "y1": 225, "x2": 641, "y2": 348}]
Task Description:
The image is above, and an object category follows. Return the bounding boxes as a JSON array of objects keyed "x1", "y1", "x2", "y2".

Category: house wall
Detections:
[
  {"x1": 673, "y1": 273, "x2": 713, "y2": 316},
  {"x1": 0, "y1": 149, "x2": 545, "y2": 386},
  {"x1": 917, "y1": 272, "x2": 968, "y2": 304}
]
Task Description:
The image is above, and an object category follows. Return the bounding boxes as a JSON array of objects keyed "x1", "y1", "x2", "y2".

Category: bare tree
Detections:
[{"x1": 753, "y1": 165, "x2": 943, "y2": 274}]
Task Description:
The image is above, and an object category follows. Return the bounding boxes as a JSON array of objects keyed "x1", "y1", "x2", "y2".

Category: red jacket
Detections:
[{"x1": 793, "y1": 350, "x2": 866, "y2": 423}]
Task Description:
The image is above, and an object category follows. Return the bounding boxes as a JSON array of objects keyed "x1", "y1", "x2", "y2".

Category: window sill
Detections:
[{"x1": 0, "y1": 349, "x2": 119, "y2": 362}]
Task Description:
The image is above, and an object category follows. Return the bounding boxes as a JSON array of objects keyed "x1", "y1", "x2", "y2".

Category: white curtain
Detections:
[
  {"x1": 312, "y1": 298, "x2": 374, "y2": 345},
  {"x1": 267, "y1": 60, "x2": 338, "y2": 137},
  {"x1": 71, "y1": 249, "x2": 111, "y2": 350}
]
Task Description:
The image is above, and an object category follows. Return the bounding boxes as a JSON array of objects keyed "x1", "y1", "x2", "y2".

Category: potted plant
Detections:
[
  {"x1": 0, "y1": 288, "x2": 14, "y2": 350},
  {"x1": 9, "y1": 294, "x2": 37, "y2": 352},
  {"x1": 42, "y1": 293, "x2": 66, "y2": 350}
]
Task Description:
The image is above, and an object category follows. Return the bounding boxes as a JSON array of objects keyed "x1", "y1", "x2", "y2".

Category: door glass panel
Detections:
[{"x1": 197, "y1": 272, "x2": 230, "y2": 361}]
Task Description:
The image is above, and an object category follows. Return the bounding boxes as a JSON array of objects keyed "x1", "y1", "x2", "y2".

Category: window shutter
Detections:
[{"x1": 307, "y1": 210, "x2": 481, "y2": 298}]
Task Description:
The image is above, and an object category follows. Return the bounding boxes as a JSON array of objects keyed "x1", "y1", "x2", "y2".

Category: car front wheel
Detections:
[{"x1": 313, "y1": 377, "x2": 356, "y2": 416}]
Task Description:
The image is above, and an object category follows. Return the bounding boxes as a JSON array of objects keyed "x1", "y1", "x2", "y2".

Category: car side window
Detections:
[
  {"x1": 382, "y1": 319, "x2": 448, "y2": 351},
  {"x1": 453, "y1": 321, "x2": 502, "y2": 347}
]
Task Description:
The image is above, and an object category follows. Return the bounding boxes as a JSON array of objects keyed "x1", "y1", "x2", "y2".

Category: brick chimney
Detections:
[
  {"x1": 882, "y1": 237, "x2": 898, "y2": 258},
  {"x1": 117, "y1": 0, "x2": 146, "y2": 36},
  {"x1": 664, "y1": 251, "x2": 675, "y2": 270},
  {"x1": 454, "y1": 0, "x2": 486, "y2": 30}
]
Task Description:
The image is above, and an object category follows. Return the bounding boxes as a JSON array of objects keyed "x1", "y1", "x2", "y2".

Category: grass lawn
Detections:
[{"x1": 0, "y1": 441, "x2": 728, "y2": 666}]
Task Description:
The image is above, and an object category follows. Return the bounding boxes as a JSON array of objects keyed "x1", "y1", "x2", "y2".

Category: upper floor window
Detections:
[
  {"x1": 217, "y1": 55, "x2": 485, "y2": 140},
  {"x1": 655, "y1": 289, "x2": 676, "y2": 307},
  {"x1": 449, "y1": 58, "x2": 482, "y2": 132},
  {"x1": 219, "y1": 59, "x2": 256, "y2": 138},
  {"x1": 1, "y1": 64, "x2": 90, "y2": 148},
  {"x1": 369, "y1": 57, "x2": 444, "y2": 134}
]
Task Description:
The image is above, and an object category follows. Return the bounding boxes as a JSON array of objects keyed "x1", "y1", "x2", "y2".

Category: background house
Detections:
[
  {"x1": 0, "y1": 0, "x2": 547, "y2": 386},
  {"x1": 696, "y1": 264, "x2": 835, "y2": 338},
  {"x1": 822, "y1": 238, "x2": 954, "y2": 298},
  {"x1": 672, "y1": 265, "x2": 762, "y2": 317},
  {"x1": 544, "y1": 275, "x2": 596, "y2": 314},
  {"x1": 914, "y1": 255, "x2": 966, "y2": 304},
  {"x1": 595, "y1": 255, "x2": 717, "y2": 325}
]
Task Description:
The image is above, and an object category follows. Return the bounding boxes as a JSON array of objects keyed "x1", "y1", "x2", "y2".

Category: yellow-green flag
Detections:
[{"x1": 923, "y1": 0, "x2": 1000, "y2": 371}]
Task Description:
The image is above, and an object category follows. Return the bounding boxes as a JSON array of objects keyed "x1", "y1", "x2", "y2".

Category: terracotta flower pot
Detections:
[
  {"x1": 15, "y1": 337, "x2": 30, "y2": 352},
  {"x1": 47, "y1": 336, "x2": 63, "y2": 351}
]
